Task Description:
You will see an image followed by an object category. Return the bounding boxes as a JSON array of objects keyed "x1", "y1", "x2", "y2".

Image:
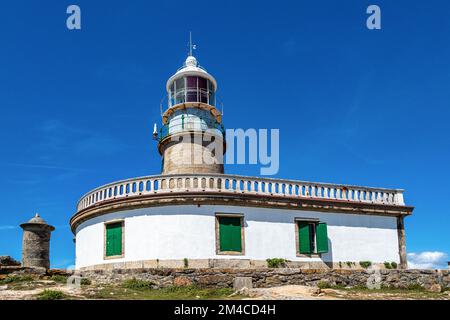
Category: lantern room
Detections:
[{"x1": 166, "y1": 56, "x2": 217, "y2": 107}]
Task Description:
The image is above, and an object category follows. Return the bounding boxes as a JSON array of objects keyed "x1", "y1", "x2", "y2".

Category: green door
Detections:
[
  {"x1": 106, "y1": 222, "x2": 123, "y2": 257},
  {"x1": 219, "y1": 217, "x2": 242, "y2": 252}
]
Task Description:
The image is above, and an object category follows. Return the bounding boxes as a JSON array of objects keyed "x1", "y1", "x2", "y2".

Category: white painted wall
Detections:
[{"x1": 75, "y1": 205, "x2": 400, "y2": 269}]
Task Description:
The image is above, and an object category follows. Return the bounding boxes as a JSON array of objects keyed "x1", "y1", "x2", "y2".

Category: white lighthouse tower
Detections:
[{"x1": 158, "y1": 38, "x2": 225, "y2": 175}]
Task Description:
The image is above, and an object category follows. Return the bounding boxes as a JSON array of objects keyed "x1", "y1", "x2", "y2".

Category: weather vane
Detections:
[{"x1": 188, "y1": 31, "x2": 196, "y2": 56}]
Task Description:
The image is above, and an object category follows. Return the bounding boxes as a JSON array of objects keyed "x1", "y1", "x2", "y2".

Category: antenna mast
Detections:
[{"x1": 189, "y1": 31, "x2": 193, "y2": 56}]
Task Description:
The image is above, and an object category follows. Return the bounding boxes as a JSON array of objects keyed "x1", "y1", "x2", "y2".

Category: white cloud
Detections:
[{"x1": 407, "y1": 251, "x2": 448, "y2": 269}]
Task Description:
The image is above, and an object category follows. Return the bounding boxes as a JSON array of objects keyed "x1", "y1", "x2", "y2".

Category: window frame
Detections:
[
  {"x1": 294, "y1": 218, "x2": 324, "y2": 257},
  {"x1": 215, "y1": 213, "x2": 245, "y2": 256},
  {"x1": 104, "y1": 220, "x2": 125, "y2": 260}
]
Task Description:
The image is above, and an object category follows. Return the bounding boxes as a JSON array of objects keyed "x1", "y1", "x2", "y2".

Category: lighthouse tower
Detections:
[{"x1": 157, "y1": 42, "x2": 225, "y2": 174}]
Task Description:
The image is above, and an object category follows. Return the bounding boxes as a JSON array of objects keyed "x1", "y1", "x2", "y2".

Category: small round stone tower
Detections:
[
  {"x1": 158, "y1": 50, "x2": 225, "y2": 175},
  {"x1": 20, "y1": 213, "x2": 55, "y2": 269}
]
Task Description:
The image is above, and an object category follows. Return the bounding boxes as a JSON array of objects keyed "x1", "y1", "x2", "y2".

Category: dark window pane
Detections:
[
  {"x1": 200, "y1": 91, "x2": 208, "y2": 103},
  {"x1": 187, "y1": 91, "x2": 197, "y2": 102},
  {"x1": 309, "y1": 224, "x2": 316, "y2": 253},
  {"x1": 198, "y1": 77, "x2": 207, "y2": 89},
  {"x1": 186, "y1": 76, "x2": 197, "y2": 88}
]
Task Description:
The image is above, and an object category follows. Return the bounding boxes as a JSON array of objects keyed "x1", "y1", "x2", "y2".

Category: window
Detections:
[
  {"x1": 216, "y1": 215, "x2": 244, "y2": 254},
  {"x1": 105, "y1": 221, "x2": 124, "y2": 258},
  {"x1": 198, "y1": 77, "x2": 208, "y2": 103},
  {"x1": 296, "y1": 221, "x2": 328, "y2": 255}
]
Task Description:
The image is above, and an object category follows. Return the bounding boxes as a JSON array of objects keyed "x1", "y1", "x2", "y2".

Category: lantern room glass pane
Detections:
[
  {"x1": 186, "y1": 76, "x2": 197, "y2": 88},
  {"x1": 209, "y1": 91, "x2": 215, "y2": 106},
  {"x1": 198, "y1": 77, "x2": 207, "y2": 90},
  {"x1": 175, "y1": 78, "x2": 184, "y2": 90},
  {"x1": 200, "y1": 91, "x2": 208, "y2": 103},
  {"x1": 208, "y1": 80, "x2": 215, "y2": 92}
]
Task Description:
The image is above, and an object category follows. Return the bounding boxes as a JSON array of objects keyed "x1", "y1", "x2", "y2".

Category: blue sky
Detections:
[{"x1": 0, "y1": 0, "x2": 449, "y2": 269}]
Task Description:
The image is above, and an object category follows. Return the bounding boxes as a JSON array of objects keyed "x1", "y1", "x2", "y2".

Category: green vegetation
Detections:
[
  {"x1": 266, "y1": 258, "x2": 288, "y2": 268},
  {"x1": 183, "y1": 258, "x2": 189, "y2": 268},
  {"x1": 346, "y1": 261, "x2": 355, "y2": 268},
  {"x1": 406, "y1": 283, "x2": 425, "y2": 291},
  {"x1": 122, "y1": 278, "x2": 154, "y2": 290},
  {"x1": 359, "y1": 261, "x2": 372, "y2": 269},
  {"x1": 383, "y1": 262, "x2": 398, "y2": 269},
  {"x1": 81, "y1": 278, "x2": 91, "y2": 286},
  {"x1": 317, "y1": 281, "x2": 331, "y2": 289},
  {"x1": 92, "y1": 285, "x2": 238, "y2": 300},
  {"x1": 0, "y1": 275, "x2": 34, "y2": 284},
  {"x1": 323, "y1": 283, "x2": 450, "y2": 300},
  {"x1": 36, "y1": 289, "x2": 67, "y2": 300},
  {"x1": 50, "y1": 274, "x2": 69, "y2": 283}
]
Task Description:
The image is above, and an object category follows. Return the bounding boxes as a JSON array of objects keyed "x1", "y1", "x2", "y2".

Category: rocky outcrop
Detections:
[{"x1": 0, "y1": 256, "x2": 20, "y2": 267}]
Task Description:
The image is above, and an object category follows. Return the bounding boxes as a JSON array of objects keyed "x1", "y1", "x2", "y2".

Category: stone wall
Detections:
[{"x1": 80, "y1": 268, "x2": 450, "y2": 292}]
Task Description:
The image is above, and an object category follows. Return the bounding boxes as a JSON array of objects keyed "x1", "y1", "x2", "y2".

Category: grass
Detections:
[
  {"x1": 324, "y1": 283, "x2": 449, "y2": 300},
  {"x1": 0, "y1": 275, "x2": 36, "y2": 290},
  {"x1": 122, "y1": 278, "x2": 154, "y2": 289},
  {"x1": 92, "y1": 284, "x2": 239, "y2": 300},
  {"x1": 317, "y1": 281, "x2": 332, "y2": 289},
  {"x1": 50, "y1": 275, "x2": 69, "y2": 284},
  {"x1": 36, "y1": 289, "x2": 67, "y2": 300},
  {"x1": 0, "y1": 275, "x2": 34, "y2": 284}
]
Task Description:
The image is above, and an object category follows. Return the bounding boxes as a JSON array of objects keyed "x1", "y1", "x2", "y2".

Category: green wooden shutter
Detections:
[
  {"x1": 298, "y1": 222, "x2": 312, "y2": 254},
  {"x1": 219, "y1": 217, "x2": 242, "y2": 252},
  {"x1": 316, "y1": 222, "x2": 329, "y2": 253},
  {"x1": 106, "y1": 222, "x2": 123, "y2": 257}
]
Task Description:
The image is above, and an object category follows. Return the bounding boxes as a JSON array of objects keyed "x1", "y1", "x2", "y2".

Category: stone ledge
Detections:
[{"x1": 78, "y1": 259, "x2": 338, "y2": 271}]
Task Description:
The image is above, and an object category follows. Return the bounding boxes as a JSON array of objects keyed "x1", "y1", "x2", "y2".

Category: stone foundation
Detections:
[
  {"x1": 79, "y1": 268, "x2": 450, "y2": 292},
  {"x1": 79, "y1": 259, "x2": 386, "y2": 271}
]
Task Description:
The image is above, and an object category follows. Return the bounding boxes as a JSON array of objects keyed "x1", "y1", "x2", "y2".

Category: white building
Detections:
[{"x1": 71, "y1": 49, "x2": 413, "y2": 270}]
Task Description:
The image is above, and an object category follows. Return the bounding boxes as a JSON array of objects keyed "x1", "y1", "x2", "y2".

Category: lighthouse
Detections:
[
  {"x1": 71, "y1": 37, "x2": 413, "y2": 271},
  {"x1": 157, "y1": 43, "x2": 225, "y2": 175}
]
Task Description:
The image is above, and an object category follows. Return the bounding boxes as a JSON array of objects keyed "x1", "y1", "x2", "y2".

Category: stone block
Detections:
[
  {"x1": 158, "y1": 260, "x2": 185, "y2": 269},
  {"x1": 197, "y1": 274, "x2": 232, "y2": 287},
  {"x1": 427, "y1": 284, "x2": 442, "y2": 293},
  {"x1": 143, "y1": 260, "x2": 159, "y2": 268},
  {"x1": 124, "y1": 261, "x2": 144, "y2": 269},
  {"x1": 233, "y1": 276, "x2": 253, "y2": 291},
  {"x1": 187, "y1": 259, "x2": 210, "y2": 268},
  {"x1": 174, "y1": 276, "x2": 193, "y2": 287},
  {"x1": 212, "y1": 259, "x2": 251, "y2": 269},
  {"x1": 250, "y1": 260, "x2": 267, "y2": 268}
]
